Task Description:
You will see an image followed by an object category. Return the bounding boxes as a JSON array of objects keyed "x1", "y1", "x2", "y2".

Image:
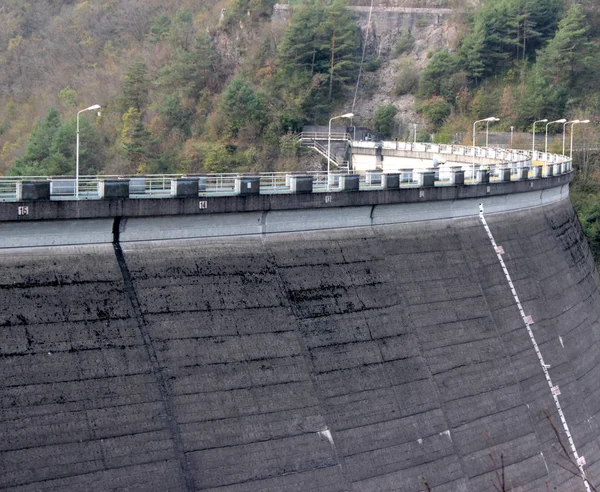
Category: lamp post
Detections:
[
  {"x1": 570, "y1": 120, "x2": 590, "y2": 159},
  {"x1": 545, "y1": 118, "x2": 566, "y2": 156},
  {"x1": 76, "y1": 104, "x2": 101, "y2": 198},
  {"x1": 328, "y1": 112, "x2": 354, "y2": 190},
  {"x1": 472, "y1": 117, "x2": 497, "y2": 179},
  {"x1": 485, "y1": 117, "x2": 500, "y2": 147},
  {"x1": 563, "y1": 120, "x2": 579, "y2": 156},
  {"x1": 532, "y1": 119, "x2": 547, "y2": 155}
]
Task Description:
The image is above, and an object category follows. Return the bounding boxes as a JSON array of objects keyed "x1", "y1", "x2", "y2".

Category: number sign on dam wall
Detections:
[{"x1": 2, "y1": 160, "x2": 600, "y2": 490}]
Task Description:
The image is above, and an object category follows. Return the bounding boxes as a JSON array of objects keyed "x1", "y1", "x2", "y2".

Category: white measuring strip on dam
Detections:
[
  {"x1": 0, "y1": 184, "x2": 569, "y2": 248},
  {"x1": 479, "y1": 204, "x2": 591, "y2": 492}
]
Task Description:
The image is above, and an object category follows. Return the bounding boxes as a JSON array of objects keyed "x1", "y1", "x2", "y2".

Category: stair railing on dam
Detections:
[{"x1": 0, "y1": 144, "x2": 572, "y2": 202}]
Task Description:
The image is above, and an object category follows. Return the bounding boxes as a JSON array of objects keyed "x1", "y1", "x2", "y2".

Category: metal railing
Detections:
[{"x1": 0, "y1": 142, "x2": 572, "y2": 201}]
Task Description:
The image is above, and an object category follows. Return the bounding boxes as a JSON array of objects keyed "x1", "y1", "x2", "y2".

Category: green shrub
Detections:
[
  {"x1": 394, "y1": 61, "x2": 419, "y2": 95},
  {"x1": 418, "y1": 97, "x2": 452, "y2": 127},
  {"x1": 364, "y1": 59, "x2": 382, "y2": 72},
  {"x1": 415, "y1": 17, "x2": 429, "y2": 28},
  {"x1": 393, "y1": 30, "x2": 414, "y2": 56},
  {"x1": 374, "y1": 104, "x2": 398, "y2": 138}
]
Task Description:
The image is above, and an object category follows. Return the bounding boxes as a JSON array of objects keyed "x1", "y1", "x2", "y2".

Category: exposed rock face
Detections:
[{"x1": 272, "y1": 3, "x2": 461, "y2": 136}]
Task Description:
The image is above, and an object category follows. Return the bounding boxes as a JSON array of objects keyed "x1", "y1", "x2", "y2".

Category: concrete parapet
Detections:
[
  {"x1": 499, "y1": 167, "x2": 511, "y2": 182},
  {"x1": 553, "y1": 163, "x2": 561, "y2": 176},
  {"x1": 449, "y1": 167, "x2": 464, "y2": 185},
  {"x1": 531, "y1": 166, "x2": 542, "y2": 179},
  {"x1": 477, "y1": 169, "x2": 490, "y2": 184},
  {"x1": 544, "y1": 165, "x2": 553, "y2": 178},
  {"x1": 420, "y1": 169, "x2": 435, "y2": 187},
  {"x1": 340, "y1": 174, "x2": 359, "y2": 191},
  {"x1": 1, "y1": 183, "x2": 570, "y2": 246},
  {"x1": 518, "y1": 167, "x2": 530, "y2": 180},
  {"x1": 171, "y1": 178, "x2": 199, "y2": 198},
  {"x1": 235, "y1": 176, "x2": 260, "y2": 195},
  {"x1": 383, "y1": 173, "x2": 400, "y2": 189},
  {"x1": 288, "y1": 175, "x2": 313, "y2": 193},
  {"x1": 17, "y1": 181, "x2": 50, "y2": 201},
  {"x1": 2, "y1": 174, "x2": 572, "y2": 223},
  {"x1": 99, "y1": 180, "x2": 130, "y2": 199}
]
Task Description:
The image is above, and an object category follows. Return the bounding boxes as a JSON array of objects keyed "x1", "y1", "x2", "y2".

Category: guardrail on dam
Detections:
[{"x1": 1, "y1": 148, "x2": 599, "y2": 491}]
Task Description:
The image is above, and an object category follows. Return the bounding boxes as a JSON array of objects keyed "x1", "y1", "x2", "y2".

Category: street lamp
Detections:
[
  {"x1": 472, "y1": 117, "x2": 497, "y2": 179},
  {"x1": 570, "y1": 120, "x2": 590, "y2": 159},
  {"x1": 563, "y1": 120, "x2": 579, "y2": 156},
  {"x1": 485, "y1": 117, "x2": 500, "y2": 147},
  {"x1": 532, "y1": 118, "x2": 548, "y2": 154},
  {"x1": 76, "y1": 104, "x2": 101, "y2": 198},
  {"x1": 545, "y1": 118, "x2": 566, "y2": 156},
  {"x1": 328, "y1": 112, "x2": 354, "y2": 190}
]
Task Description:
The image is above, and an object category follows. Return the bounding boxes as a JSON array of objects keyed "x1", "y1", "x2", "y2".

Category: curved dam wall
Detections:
[{"x1": 2, "y1": 191, "x2": 600, "y2": 490}]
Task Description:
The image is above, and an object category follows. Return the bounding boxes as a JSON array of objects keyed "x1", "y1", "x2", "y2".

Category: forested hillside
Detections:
[{"x1": 0, "y1": 0, "x2": 599, "y2": 181}]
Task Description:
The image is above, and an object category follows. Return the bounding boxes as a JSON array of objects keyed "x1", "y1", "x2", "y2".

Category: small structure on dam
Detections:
[{"x1": 0, "y1": 144, "x2": 598, "y2": 491}]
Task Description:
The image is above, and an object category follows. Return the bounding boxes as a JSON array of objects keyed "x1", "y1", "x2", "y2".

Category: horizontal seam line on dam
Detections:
[
  {"x1": 0, "y1": 428, "x2": 175, "y2": 452},
  {"x1": 0, "y1": 458, "x2": 184, "y2": 490}
]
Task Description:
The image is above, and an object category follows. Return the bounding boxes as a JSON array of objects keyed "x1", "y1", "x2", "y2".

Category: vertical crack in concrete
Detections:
[
  {"x1": 112, "y1": 224, "x2": 194, "y2": 492},
  {"x1": 262, "y1": 236, "x2": 352, "y2": 487}
]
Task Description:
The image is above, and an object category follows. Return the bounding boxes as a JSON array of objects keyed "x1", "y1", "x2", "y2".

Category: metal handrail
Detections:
[{"x1": 0, "y1": 142, "x2": 572, "y2": 201}]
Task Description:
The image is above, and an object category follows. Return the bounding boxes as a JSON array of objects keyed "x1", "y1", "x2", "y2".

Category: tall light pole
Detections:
[
  {"x1": 76, "y1": 104, "x2": 101, "y2": 198},
  {"x1": 563, "y1": 120, "x2": 579, "y2": 156},
  {"x1": 328, "y1": 112, "x2": 353, "y2": 190},
  {"x1": 532, "y1": 118, "x2": 548, "y2": 155},
  {"x1": 472, "y1": 117, "x2": 497, "y2": 179},
  {"x1": 570, "y1": 120, "x2": 590, "y2": 159},
  {"x1": 545, "y1": 118, "x2": 566, "y2": 156},
  {"x1": 485, "y1": 117, "x2": 500, "y2": 147}
]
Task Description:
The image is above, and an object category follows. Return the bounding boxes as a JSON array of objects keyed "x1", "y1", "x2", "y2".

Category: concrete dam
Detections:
[{"x1": 1, "y1": 167, "x2": 600, "y2": 491}]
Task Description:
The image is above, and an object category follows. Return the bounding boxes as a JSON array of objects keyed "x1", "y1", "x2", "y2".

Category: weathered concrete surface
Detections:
[{"x1": 1, "y1": 197, "x2": 600, "y2": 491}]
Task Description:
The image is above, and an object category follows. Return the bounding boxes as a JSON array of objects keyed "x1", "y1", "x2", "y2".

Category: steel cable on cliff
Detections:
[{"x1": 350, "y1": 0, "x2": 375, "y2": 119}]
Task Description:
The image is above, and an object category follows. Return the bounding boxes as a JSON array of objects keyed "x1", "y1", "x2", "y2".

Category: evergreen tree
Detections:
[
  {"x1": 535, "y1": 4, "x2": 589, "y2": 86},
  {"x1": 418, "y1": 50, "x2": 460, "y2": 100},
  {"x1": 159, "y1": 94, "x2": 193, "y2": 137},
  {"x1": 121, "y1": 61, "x2": 149, "y2": 113},
  {"x1": 219, "y1": 76, "x2": 265, "y2": 136},
  {"x1": 319, "y1": 0, "x2": 360, "y2": 102},
  {"x1": 18, "y1": 108, "x2": 60, "y2": 166},
  {"x1": 155, "y1": 35, "x2": 217, "y2": 100},
  {"x1": 277, "y1": 0, "x2": 359, "y2": 103},
  {"x1": 374, "y1": 104, "x2": 398, "y2": 138}
]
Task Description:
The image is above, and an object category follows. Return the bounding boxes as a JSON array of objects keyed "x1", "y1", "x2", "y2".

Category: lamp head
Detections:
[
  {"x1": 581, "y1": 119, "x2": 590, "y2": 124},
  {"x1": 553, "y1": 118, "x2": 567, "y2": 124},
  {"x1": 340, "y1": 113, "x2": 354, "y2": 119},
  {"x1": 538, "y1": 119, "x2": 548, "y2": 123},
  {"x1": 568, "y1": 120, "x2": 580, "y2": 124}
]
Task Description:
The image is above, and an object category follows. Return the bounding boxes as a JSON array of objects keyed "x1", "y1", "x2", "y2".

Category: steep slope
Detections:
[{"x1": 1, "y1": 198, "x2": 600, "y2": 491}]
